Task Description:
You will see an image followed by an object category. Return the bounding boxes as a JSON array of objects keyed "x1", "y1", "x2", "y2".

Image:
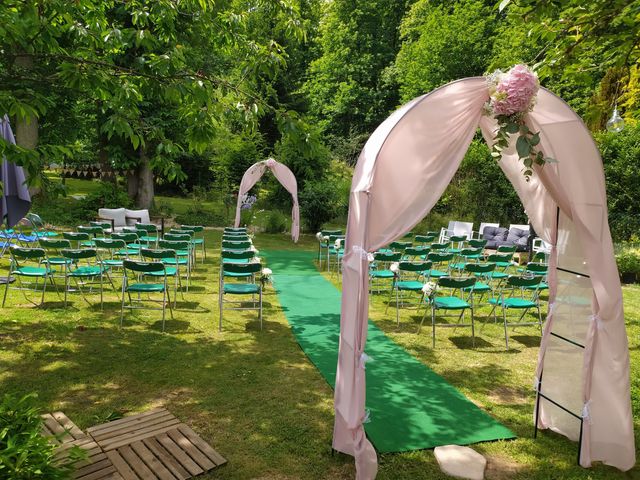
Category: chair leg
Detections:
[
  {"x1": 471, "y1": 307, "x2": 475, "y2": 347},
  {"x1": 259, "y1": 287, "x2": 263, "y2": 330},
  {"x1": 100, "y1": 273, "x2": 104, "y2": 310},
  {"x1": 2, "y1": 270, "x2": 10, "y2": 307},
  {"x1": 40, "y1": 274, "x2": 48, "y2": 307},
  {"x1": 64, "y1": 274, "x2": 69, "y2": 307},
  {"x1": 502, "y1": 307, "x2": 510, "y2": 350},
  {"x1": 218, "y1": 275, "x2": 223, "y2": 333},
  {"x1": 161, "y1": 288, "x2": 166, "y2": 332},
  {"x1": 432, "y1": 306, "x2": 436, "y2": 348},
  {"x1": 395, "y1": 287, "x2": 400, "y2": 326}
]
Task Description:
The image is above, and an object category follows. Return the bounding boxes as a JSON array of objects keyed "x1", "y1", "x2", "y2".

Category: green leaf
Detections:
[
  {"x1": 516, "y1": 135, "x2": 531, "y2": 159},
  {"x1": 505, "y1": 122, "x2": 519, "y2": 134},
  {"x1": 530, "y1": 132, "x2": 540, "y2": 146}
]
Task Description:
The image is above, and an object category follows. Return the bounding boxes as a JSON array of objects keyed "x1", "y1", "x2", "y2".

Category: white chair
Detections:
[
  {"x1": 97, "y1": 208, "x2": 127, "y2": 233},
  {"x1": 439, "y1": 221, "x2": 473, "y2": 243},
  {"x1": 473, "y1": 222, "x2": 500, "y2": 240}
]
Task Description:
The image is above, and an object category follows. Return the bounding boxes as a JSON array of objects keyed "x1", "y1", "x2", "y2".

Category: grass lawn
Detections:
[{"x1": 0, "y1": 230, "x2": 638, "y2": 479}]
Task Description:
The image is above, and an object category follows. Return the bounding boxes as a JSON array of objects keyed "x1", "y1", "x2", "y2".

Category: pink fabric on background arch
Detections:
[
  {"x1": 233, "y1": 158, "x2": 300, "y2": 242},
  {"x1": 335, "y1": 77, "x2": 634, "y2": 478}
]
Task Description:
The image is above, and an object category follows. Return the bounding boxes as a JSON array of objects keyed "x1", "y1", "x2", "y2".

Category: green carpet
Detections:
[{"x1": 263, "y1": 249, "x2": 515, "y2": 453}]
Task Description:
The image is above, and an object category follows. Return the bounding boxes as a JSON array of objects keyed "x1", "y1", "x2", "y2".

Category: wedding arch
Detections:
[
  {"x1": 333, "y1": 76, "x2": 635, "y2": 478},
  {"x1": 234, "y1": 157, "x2": 300, "y2": 242}
]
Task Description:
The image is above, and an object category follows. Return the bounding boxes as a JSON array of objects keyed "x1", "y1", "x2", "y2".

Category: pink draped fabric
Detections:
[
  {"x1": 233, "y1": 158, "x2": 300, "y2": 242},
  {"x1": 335, "y1": 78, "x2": 634, "y2": 478}
]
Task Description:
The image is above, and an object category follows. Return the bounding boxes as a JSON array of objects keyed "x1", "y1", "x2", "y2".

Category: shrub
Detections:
[
  {"x1": 81, "y1": 181, "x2": 133, "y2": 210},
  {"x1": 0, "y1": 394, "x2": 84, "y2": 479},
  {"x1": 298, "y1": 180, "x2": 342, "y2": 232},
  {"x1": 615, "y1": 249, "x2": 640, "y2": 275},
  {"x1": 174, "y1": 207, "x2": 225, "y2": 227},
  {"x1": 265, "y1": 211, "x2": 288, "y2": 233}
]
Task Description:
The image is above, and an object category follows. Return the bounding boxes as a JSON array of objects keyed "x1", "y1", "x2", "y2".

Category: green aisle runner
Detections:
[{"x1": 263, "y1": 249, "x2": 515, "y2": 453}]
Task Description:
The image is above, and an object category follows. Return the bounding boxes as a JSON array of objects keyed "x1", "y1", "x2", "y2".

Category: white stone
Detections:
[{"x1": 434, "y1": 445, "x2": 486, "y2": 480}]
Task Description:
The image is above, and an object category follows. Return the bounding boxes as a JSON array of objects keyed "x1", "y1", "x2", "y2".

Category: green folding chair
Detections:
[
  {"x1": 420, "y1": 276, "x2": 476, "y2": 348},
  {"x1": 462, "y1": 262, "x2": 496, "y2": 301},
  {"x1": 179, "y1": 225, "x2": 206, "y2": 263},
  {"x1": 369, "y1": 251, "x2": 402, "y2": 294},
  {"x1": 62, "y1": 231, "x2": 92, "y2": 249},
  {"x1": 485, "y1": 253, "x2": 514, "y2": 286},
  {"x1": 221, "y1": 239, "x2": 252, "y2": 252},
  {"x1": 2, "y1": 246, "x2": 55, "y2": 307},
  {"x1": 386, "y1": 260, "x2": 432, "y2": 326},
  {"x1": 219, "y1": 262, "x2": 263, "y2": 332},
  {"x1": 221, "y1": 249, "x2": 256, "y2": 264},
  {"x1": 488, "y1": 275, "x2": 543, "y2": 349},
  {"x1": 136, "y1": 224, "x2": 160, "y2": 248},
  {"x1": 61, "y1": 248, "x2": 113, "y2": 309},
  {"x1": 140, "y1": 248, "x2": 184, "y2": 308},
  {"x1": 447, "y1": 235, "x2": 467, "y2": 254},
  {"x1": 120, "y1": 260, "x2": 174, "y2": 332},
  {"x1": 94, "y1": 238, "x2": 128, "y2": 269},
  {"x1": 316, "y1": 229, "x2": 341, "y2": 269},
  {"x1": 424, "y1": 251, "x2": 454, "y2": 278},
  {"x1": 111, "y1": 232, "x2": 141, "y2": 256},
  {"x1": 414, "y1": 235, "x2": 435, "y2": 245},
  {"x1": 403, "y1": 246, "x2": 430, "y2": 261},
  {"x1": 467, "y1": 238, "x2": 487, "y2": 249},
  {"x1": 25, "y1": 213, "x2": 58, "y2": 238},
  {"x1": 450, "y1": 247, "x2": 483, "y2": 272},
  {"x1": 158, "y1": 239, "x2": 191, "y2": 290}
]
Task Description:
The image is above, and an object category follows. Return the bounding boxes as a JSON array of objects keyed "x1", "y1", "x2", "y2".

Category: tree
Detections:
[
  {"x1": 0, "y1": 0, "x2": 307, "y2": 208},
  {"x1": 303, "y1": 0, "x2": 412, "y2": 143},
  {"x1": 394, "y1": 0, "x2": 499, "y2": 103}
]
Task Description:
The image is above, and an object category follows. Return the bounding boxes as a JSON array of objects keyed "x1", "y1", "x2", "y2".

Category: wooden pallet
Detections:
[{"x1": 43, "y1": 408, "x2": 226, "y2": 480}]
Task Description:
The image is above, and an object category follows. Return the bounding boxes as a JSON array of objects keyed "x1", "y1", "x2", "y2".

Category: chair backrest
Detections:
[
  {"x1": 181, "y1": 225, "x2": 204, "y2": 233},
  {"x1": 222, "y1": 235, "x2": 250, "y2": 243},
  {"x1": 39, "y1": 238, "x2": 71, "y2": 250},
  {"x1": 427, "y1": 252, "x2": 454, "y2": 263},
  {"x1": 459, "y1": 247, "x2": 482, "y2": 257},
  {"x1": 112, "y1": 232, "x2": 139, "y2": 243},
  {"x1": 170, "y1": 229, "x2": 194, "y2": 236},
  {"x1": 506, "y1": 275, "x2": 542, "y2": 289},
  {"x1": 430, "y1": 242, "x2": 449, "y2": 251},
  {"x1": 123, "y1": 259, "x2": 166, "y2": 274},
  {"x1": 404, "y1": 246, "x2": 430, "y2": 257},
  {"x1": 141, "y1": 248, "x2": 176, "y2": 260},
  {"x1": 437, "y1": 276, "x2": 475, "y2": 290},
  {"x1": 224, "y1": 227, "x2": 247, "y2": 233},
  {"x1": 373, "y1": 251, "x2": 402, "y2": 263},
  {"x1": 451, "y1": 221, "x2": 473, "y2": 238},
  {"x1": 63, "y1": 232, "x2": 90, "y2": 241},
  {"x1": 399, "y1": 261, "x2": 432, "y2": 273},
  {"x1": 78, "y1": 225, "x2": 104, "y2": 236},
  {"x1": 508, "y1": 224, "x2": 530, "y2": 233},
  {"x1": 164, "y1": 233, "x2": 191, "y2": 242},
  {"x1": 467, "y1": 239, "x2": 487, "y2": 249},
  {"x1": 62, "y1": 248, "x2": 97, "y2": 260},
  {"x1": 389, "y1": 241, "x2": 411, "y2": 251},
  {"x1": 221, "y1": 249, "x2": 255, "y2": 260},
  {"x1": 221, "y1": 240, "x2": 252, "y2": 250},
  {"x1": 222, "y1": 262, "x2": 261, "y2": 275},
  {"x1": 90, "y1": 221, "x2": 112, "y2": 231},
  {"x1": 414, "y1": 235, "x2": 435, "y2": 244},
  {"x1": 449, "y1": 235, "x2": 467, "y2": 243},
  {"x1": 464, "y1": 262, "x2": 495, "y2": 275},
  {"x1": 125, "y1": 209, "x2": 151, "y2": 225},
  {"x1": 531, "y1": 251, "x2": 547, "y2": 263},
  {"x1": 487, "y1": 253, "x2": 513, "y2": 264},
  {"x1": 525, "y1": 262, "x2": 548, "y2": 276},
  {"x1": 136, "y1": 223, "x2": 158, "y2": 233},
  {"x1": 402, "y1": 231, "x2": 414, "y2": 239},
  {"x1": 94, "y1": 238, "x2": 126, "y2": 250},
  {"x1": 10, "y1": 246, "x2": 46, "y2": 260},
  {"x1": 478, "y1": 223, "x2": 500, "y2": 236},
  {"x1": 328, "y1": 234, "x2": 345, "y2": 242},
  {"x1": 158, "y1": 240, "x2": 190, "y2": 251},
  {"x1": 98, "y1": 208, "x2": 127, "y2": 227},
  {"x1": 497, "y1": 245, "x2": 517, "y2": 253},
  {"x1": 321, "y1": 229, "x2": 342, "y2": 236}
]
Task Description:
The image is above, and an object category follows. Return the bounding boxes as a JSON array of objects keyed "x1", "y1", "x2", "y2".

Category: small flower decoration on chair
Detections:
[
  {"x1": 485, "y1": 64, "x2": 555, "y2": 181},
  {"x1": 261, "y1": 267, "x2": 273, "y2": 286},
  {"x1": 421, "y1": 281, "x2": 438, "y2": 302}
]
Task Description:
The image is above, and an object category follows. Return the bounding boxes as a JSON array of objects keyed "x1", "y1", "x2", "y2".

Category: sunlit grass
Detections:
[{"x1": 0, "y1": 232, "x2": 637, "y2": 479}]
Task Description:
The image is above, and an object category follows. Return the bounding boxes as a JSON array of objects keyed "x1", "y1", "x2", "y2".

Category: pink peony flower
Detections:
[
  {"x1": 265, "y1": 158, "x2": 277, "y2": 168},
  {"x1": 490, "y1": 64, "x2": 539, "y2": 116}
]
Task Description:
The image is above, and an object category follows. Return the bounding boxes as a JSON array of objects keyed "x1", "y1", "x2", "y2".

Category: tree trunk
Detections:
[
  {"x1": 136, "y1": 147, "x2": 154, "y2": 209},
  {"x1": 127, "y1": 171, "x2": 138, "y2": 200},
  {"x1": 14, "y1": 54, "x2": 39, "y2": 196}
]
